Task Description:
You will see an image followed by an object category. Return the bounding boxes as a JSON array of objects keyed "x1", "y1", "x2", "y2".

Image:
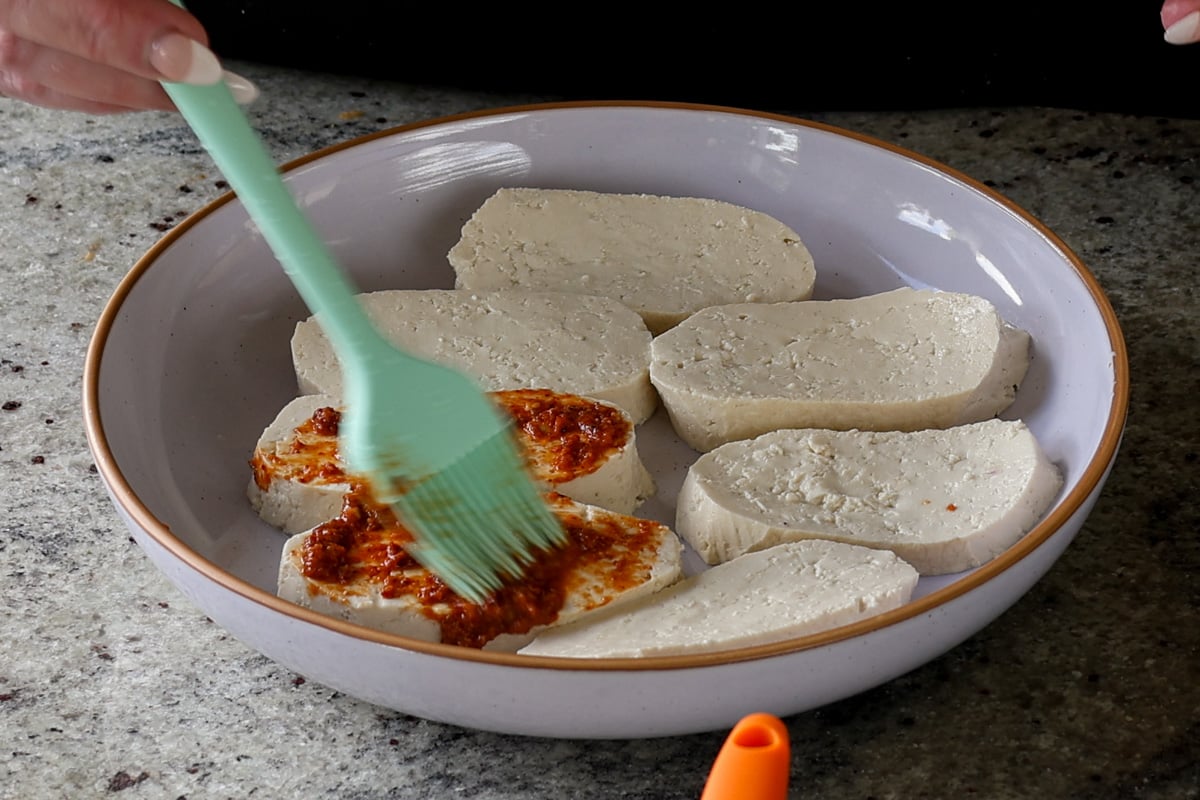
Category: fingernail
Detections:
[
  {"x1": 1164, "y1": 10, "x2": 1200, "y2": 44},
  {"x1": 222, "y1": 70, "x2": 261, "y2": 105},
  {"x1": 149, "y1": 32, "x2": 222, "y2": 84}
]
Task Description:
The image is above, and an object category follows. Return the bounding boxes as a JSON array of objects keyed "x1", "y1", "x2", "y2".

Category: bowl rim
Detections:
[{"x1": 82, "y1": 99, "x2": 1130, "y2": 672}]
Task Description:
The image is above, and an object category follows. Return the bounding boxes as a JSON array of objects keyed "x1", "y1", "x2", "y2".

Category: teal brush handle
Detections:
[{"x1": 160, "y1": 3, "x2": 388, "y2": 365}]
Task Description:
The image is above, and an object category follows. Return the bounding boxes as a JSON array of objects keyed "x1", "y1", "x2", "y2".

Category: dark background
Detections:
[{"x1": 187, "y1": 2, "x2": 1198, "y2": 118}]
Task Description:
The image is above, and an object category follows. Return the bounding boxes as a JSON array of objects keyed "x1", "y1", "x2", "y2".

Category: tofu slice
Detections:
[
  {"x1": 518, "y1": 540, "x2": 918, "y2": 658},
  {"x1": 676, "y1": 420, "x2": 1063, "y2": 574},
  {"x1": 249, "y1": 389, "x2": 656, "y2": 534},
  {"x1": 278, "y1": 491, "x2": 684, "y2": 651},
  {"x1": 505, "y1": 388, "x2": 655, "y2": 515},
  {"x1": 291, "y1": 288, "x2": 657, "y2": 423},
  {"x1": 248, "y1": 394, "x2": 344, "y2": 535},
  {"x1": 447, "y1": 187, "x2": 817, "y2": 335},
  {"x1": 649, "y1": 287, "x2": 1031, "y2": 451}
]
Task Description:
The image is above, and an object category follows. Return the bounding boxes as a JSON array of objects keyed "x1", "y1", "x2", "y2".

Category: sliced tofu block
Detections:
[
  {"x1": 291, "y1": 288, "x2": 657, "y2": 423},
  {"x1": 649, "y1": 287, "x2": 1031, "y2": 451},
  {"x1": 676, "y1": 419, "x2": 1063, "y2": 573},
  {"x1": 448, "y1": 187, "x2": 816, "y2": 335},
  {"x1": 249, "y1": 389, "x2": 656, "y2": 533},
  {"x1": 518, "y1": 540, "x2": 918, "y2": 658},
  {"x1": 278, "y1": 491, "x2": 684, "y2": 651}
]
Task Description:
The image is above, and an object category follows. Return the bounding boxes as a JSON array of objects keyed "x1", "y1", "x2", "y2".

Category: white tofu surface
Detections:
[
  {"x1": 291, "y1": 288, "x2": 658, "y2": 423},
  {"x1": 649, "y1": 287, "x2": 1031, "y2": 451},
  {"x1": 519, "y1": 540, "x2": 918, "y2": 658},
  {"x1": 448, "y1": 187, "x2": 816, "y2": 335},
  {"x1": 676, "y1": 419, "x2": 1063, "y2": 573}
]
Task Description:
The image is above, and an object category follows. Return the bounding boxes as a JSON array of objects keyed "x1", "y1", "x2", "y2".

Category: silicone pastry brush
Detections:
[
  {"x1": 160, "y1": 3, "x2": 566, "y2": 603},
  {"x1": 700, "y1": 713, "x2": 791, "y2": 800}
]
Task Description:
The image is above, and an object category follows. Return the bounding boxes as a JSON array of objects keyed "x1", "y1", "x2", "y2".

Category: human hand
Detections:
[
  {"x1": 0, "y1": 0, "x2": 256, "y2": 113},
  {"x1": 1163, "y1": 0, "x2": 1200, "y2": 44}
]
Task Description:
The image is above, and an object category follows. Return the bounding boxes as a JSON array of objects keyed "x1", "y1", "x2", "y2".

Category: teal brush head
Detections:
[{"x1": 336, "y1": 334, "x2": 567, "y2": 601}]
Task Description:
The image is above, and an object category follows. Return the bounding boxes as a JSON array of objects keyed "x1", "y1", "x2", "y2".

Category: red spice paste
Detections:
[{"x1": 494, "y1": 388, "x2": 628, "y2": 481}]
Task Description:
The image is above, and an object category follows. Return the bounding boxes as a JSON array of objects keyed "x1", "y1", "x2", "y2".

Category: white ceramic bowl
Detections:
[{"x1": 84, "y1": 102, "x2": 1128, "y2": 739}]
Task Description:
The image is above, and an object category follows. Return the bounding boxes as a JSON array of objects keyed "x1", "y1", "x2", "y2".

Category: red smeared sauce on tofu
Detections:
[
  {"x1": 251, "y1": 408, "x2": 345, "y2": 491},
  {"x1": 253, "y1": 389, "x2": 629, "y2": 493},
  {"x1": 494, "y1": 388, "x2": 628, "y2": 481},
  {"x1": 296, "y1": 489, "x2": 664, "y2": 649}
]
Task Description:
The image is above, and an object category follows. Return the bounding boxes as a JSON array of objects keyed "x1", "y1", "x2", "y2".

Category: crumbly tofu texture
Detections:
[
  {"x1": 291, "y1": 288, "x2": 658, "y2": 423},
  {"x1": 649, "y1": 287, "x2": 1031, "y2": 451},
  {"x1": 518, "y1": 540, "x2": 919, "y2": 658},
  {"x1": 248, "y1": 391, "x2": 657, "y2": 534},
  {"x1": 676, "y1": 420, "x2": 1063, "y2": 573},
  {"x1": 447, "y1": 187, "x2": 817, "y2": 335},
  {"x1": 277, "y1": 496, "x2": 685, "y2": 652}
]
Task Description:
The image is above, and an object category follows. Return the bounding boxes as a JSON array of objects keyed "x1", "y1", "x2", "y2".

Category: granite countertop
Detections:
[{"x1": 1, "y1": 63, "x2": 1196, "y2": 799}]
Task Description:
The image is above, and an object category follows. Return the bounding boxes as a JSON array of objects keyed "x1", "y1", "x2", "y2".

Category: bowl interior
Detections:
[{"x1": 91, "y1": 103, "x2": 1122, "y2": 643}]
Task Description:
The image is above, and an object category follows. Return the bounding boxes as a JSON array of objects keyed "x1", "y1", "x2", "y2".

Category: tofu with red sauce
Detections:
[
  {"x1": 249, "y1": 389, "x2": 656, "y2": 534},
  {"x1": 277, "y1": 490, "x2": 683, "y2": 650}
]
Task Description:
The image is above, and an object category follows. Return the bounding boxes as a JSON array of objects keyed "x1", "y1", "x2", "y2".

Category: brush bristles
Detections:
[{"x1": 391, "y1": 429, "x2": 567, "y2": 604}]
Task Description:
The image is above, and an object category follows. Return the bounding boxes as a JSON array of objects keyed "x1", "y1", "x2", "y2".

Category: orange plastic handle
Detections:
[{"x1": 700, "y1": 712, "x2": 791, "y2": 800}]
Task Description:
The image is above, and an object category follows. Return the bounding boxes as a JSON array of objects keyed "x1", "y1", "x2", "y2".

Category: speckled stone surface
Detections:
[{"x1": 1, "y1": 62, "x2": 1197, "y2": 799}]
